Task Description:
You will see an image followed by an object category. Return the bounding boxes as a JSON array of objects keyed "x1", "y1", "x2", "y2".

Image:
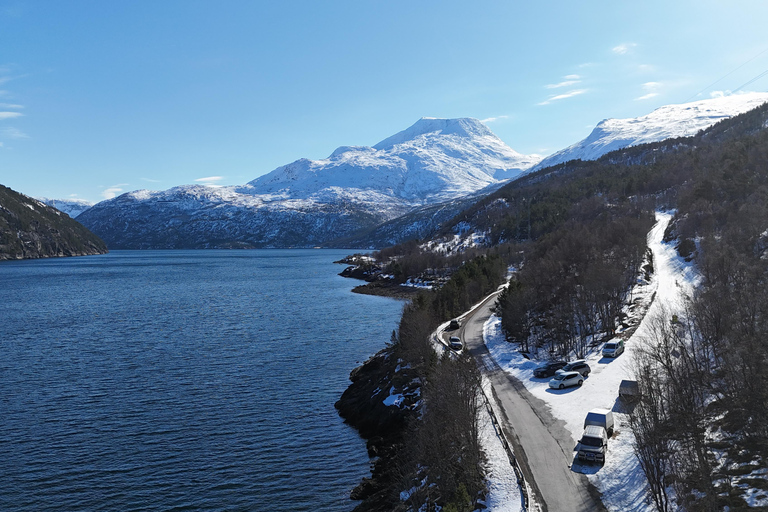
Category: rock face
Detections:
[
  {"x1": 77, "y1": 118, "x2": 540, "y2": 249},
  {"x1": 0, "y1": 185, "x2": 108, "y2": 260},
  {"x1": 534, "y1": 92, "x2": 768, "y2": 170}
]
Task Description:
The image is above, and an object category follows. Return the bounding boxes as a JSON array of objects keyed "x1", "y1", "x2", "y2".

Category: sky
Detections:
[{"x1": 1, "y1": 0, "x2": 768, "y2": 204}]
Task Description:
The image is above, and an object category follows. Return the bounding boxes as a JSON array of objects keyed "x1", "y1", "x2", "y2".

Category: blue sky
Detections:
[{"x1": 1, "y1": 0, "x2": 768, "y2": 203}]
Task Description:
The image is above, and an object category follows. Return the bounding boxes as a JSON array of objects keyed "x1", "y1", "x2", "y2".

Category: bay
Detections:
[{"x1": 0, "y1": 250, "x2": 402, "y2": 511}]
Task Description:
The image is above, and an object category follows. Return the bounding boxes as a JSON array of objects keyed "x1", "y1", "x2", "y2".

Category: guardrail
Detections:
[{"x1": 479, "y1": 383, "x2": 531, "y2": 511}]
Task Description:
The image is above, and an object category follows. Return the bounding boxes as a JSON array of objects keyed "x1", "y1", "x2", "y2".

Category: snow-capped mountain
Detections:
[
  {"x1": 78, "y1": 118, "x2": 540, "y2": 249},
  {"x1": 241, "y1": 117, "x2": 540, "y2": 203},
  {"x1": 534, "y1": 92, "x2": 768, "y2": 170},
  {"x1": 39, "y1": 198, "x2": 93, "y2": 218}
]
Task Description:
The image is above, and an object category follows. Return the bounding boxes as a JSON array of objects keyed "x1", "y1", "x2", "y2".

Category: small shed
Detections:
[{"x1": 619, "y1": 379, "x2": 640, "y2": 399}]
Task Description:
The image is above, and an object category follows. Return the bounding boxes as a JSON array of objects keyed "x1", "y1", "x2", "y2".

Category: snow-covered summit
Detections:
[
  {"x1": 372, "y1": 117, "x2": 497, "y2": 150},
  {"x1": 244, "y1": 117, "x2": 541, "y2": 202},
  {"x1": 39, "y1": 197, "x2": 94, "y2": 218},
  {"x1": 534, "y1": 92, "x2": 768, "y2": 170}
]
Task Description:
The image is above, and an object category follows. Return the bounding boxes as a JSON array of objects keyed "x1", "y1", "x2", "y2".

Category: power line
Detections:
[
  {"x1": 684, "y1": 47, "x2": 768, "y2": 102},
  {"x1": 733, "y1": 68, "x2": 768, "y2": 93}
]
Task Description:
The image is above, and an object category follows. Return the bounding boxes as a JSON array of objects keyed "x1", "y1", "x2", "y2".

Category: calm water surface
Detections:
[{"x1": 0, "y1": 250, "x2": 403, "y2": 511}]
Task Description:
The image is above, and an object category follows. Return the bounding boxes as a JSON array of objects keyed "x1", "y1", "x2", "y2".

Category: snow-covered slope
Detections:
[
  {"x1": 243, "y1": 117, "x2": 541, "y2": 203},
  {"x1": 39, "y1": 198, "x2": 94, "y2": 218},
  {"x1": 78, "y1": 118, "x2": 539, "y2": 249},
  {"x1": 534, "y1": 92, "x2": 768, "y2": 170}
]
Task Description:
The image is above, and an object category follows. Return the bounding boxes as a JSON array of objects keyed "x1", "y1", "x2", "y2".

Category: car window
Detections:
[
  {"x1": 605, "y1": 343, "x2": 615, "y2": 349},
  {"x1": 580, "y1": 436, "x2": 603, "y2": 447}
]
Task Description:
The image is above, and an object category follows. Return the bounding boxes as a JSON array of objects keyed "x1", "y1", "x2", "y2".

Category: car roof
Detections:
[
  {"x1": 559, "y1": 371, "x2": 580, "y2": 377},
  {"x1": 583, "y1": 425, "x2": 607, "y2": 436},
  {"x1": 568, "y1": 359, "x2": 586, "y2": 364}
]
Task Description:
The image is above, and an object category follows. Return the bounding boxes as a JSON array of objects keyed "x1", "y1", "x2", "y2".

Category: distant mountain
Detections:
[
  {"x1": 534, "y1": 92, "x2": 768, "y2": 170},
  {"x1": 78, "y1": 118, "x2": 540, "y2": 249},
  {"x1": 0, "y1": 185, "x2": 107, "y2": 260},
  {"x1": 39, "y1": 198, "x2": 93, "y2": 218},
  {"x1": 243, "y1": 117, "x2": 540, "y2": 203}
]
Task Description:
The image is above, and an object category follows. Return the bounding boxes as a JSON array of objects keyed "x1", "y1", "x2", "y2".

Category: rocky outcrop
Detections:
[
  {"x1": 0, "y1": 184, "x2": 108, "y2": 260},
  {"x1": 335, "y1": 348, "x2": 421, "y2": 511}
]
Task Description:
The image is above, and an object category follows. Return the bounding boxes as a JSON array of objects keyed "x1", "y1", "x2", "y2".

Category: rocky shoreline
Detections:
[
  {"x1": 336, "y1": 255, "x2": 423, "y2": 299},
  {"x1": 335, "y1": 348, "x2": 420, "y2": 511},
  {"x1": 335, "y1": 255, "x2": 422, "y2": 511}
]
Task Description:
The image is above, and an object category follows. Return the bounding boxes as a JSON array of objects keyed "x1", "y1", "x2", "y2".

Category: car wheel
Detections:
[
  {"x1": 578, "y1": 380, "x2": 583, "y2": 386},
  {"x1": 559, "y1": 384, "x2": 564, "y2": 390}
]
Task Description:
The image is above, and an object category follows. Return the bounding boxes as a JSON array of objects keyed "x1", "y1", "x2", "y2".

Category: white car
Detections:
[
  {"x1": 449, "y1": 336, "x2": 463, "y2": 350},
  {"x1": 549, "y1": 371, "x2": 583, "y2": 389},
  {"x1": 602, "y1": 340, "x2": 625, "y2": 358}
]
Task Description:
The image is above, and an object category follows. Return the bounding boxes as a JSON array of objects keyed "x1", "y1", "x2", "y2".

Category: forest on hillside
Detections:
[{"x1": 342, "y1": 103, "x2": 768, "y2": 511}]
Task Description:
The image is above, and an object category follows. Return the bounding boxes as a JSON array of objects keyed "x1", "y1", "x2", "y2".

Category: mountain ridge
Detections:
[{"x1": 534, "y1": 92, "x2": 768, "y2": 170}]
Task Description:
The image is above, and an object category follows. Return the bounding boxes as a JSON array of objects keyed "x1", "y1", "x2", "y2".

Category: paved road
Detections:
[{"x1": 460, "y1": 292, "x2": 606, "y2": 512}]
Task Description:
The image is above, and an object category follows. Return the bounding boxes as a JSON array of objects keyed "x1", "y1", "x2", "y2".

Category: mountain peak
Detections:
[{"x1": 373, "y1": 117, "x2": 494, "y2": 150}]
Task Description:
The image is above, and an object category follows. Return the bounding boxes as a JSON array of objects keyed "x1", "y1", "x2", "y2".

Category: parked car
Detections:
[
  {"x1": 448, "y1": 319, "x2": 461, "y2": 330},
  {"x1": 576, "y1": 425, "x2": 608, "y2": 464},
  {"x1": 533, "y1": 360, "x2": 568, "y2": 378},
  {"x1": 619, "y1": 379, "x2": 640, "y2": 401},
  {"x1": 449, "y1": 336, "x2": 463, "y2": 350},
  {"x1": 549, "y1": 371, "x2": 583, "y2": 389},
  {"x1": 584, "y1": 408, "x2": 615, "y2": 436},
  {"x1": 556, "y1": 359, "x2": 591, "y2": 377},
  {"x1": 602, "y1": 340, "x2": 625, "y2": 358}
]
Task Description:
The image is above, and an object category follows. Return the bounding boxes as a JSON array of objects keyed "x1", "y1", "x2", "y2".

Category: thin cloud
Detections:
[
  {"x1": 0, "y1": 103, "x2": 23, "y2": 109},
  {"x1": 195, "y1": 176, "x2": 224, "y2": 184},
  {"x1": 634, "y1": 82, "x2": 661, "y2": 100},
  {"x1": 1, "y1": 127, "x2": 29, "y2": 139},
  {"x1": 538, "y1": 89, "x2": 587, "y2": 106},
  {"x1": 101, "y1": 183, "x2": 130, "y2": 200},
  {"x1": 141, "y1": 177, "x2": 161, "y2": 183},
  {"x1": 545, "y1": 74, "x2": 582, "y2": 89},
  {"x1": 481, "y1": 115, "x2": 508, "y2": 123},
  {"x1": 102, "y1": 187, "x2": 124, "y2": 199},
  {"x1": 612, "y1": 43, "x2": 637, "y2": 55},
  {"x1": 0, "y1": 111, "x2": 23, "y2": 119},
  {"x1": 546, "y1": 80, "x2": 580, "y2": 89}
]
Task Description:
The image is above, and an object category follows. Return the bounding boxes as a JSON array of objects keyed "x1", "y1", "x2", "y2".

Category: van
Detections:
[
  {"x1": 584, "y1": 408, "x2": 615, "y2": 436},
  {"x1": 577, "y1": 425, "x2": 608, "y2": 464}
]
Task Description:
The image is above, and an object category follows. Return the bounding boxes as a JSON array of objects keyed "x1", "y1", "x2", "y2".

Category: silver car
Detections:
[{"x1": 549, "y1": 371, "x2": 583, "y2": 389}]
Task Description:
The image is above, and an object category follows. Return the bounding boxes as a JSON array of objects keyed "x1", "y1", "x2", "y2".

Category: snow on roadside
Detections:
[
  {"x1": 478, "y1": 377, "x2": 525, "y2": 511},
  {"x1": 482, "y1": 211, "x2": 699, "y2": 512}
]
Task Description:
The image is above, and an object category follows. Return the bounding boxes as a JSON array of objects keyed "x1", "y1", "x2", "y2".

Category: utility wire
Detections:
[
  {"x1": 733, "y1": 68, "x2": 768, "y2": 93},
  {"x1": 684, "y1": 47, "x2": 768, "y2": 102}
]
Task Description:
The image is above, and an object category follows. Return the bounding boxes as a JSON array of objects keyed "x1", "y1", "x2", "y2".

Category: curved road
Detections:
[{"x1": 456, "y1": 292, "x2": 606, "y2": 512}]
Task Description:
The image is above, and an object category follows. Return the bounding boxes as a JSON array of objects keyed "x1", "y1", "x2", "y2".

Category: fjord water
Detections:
[{"x1": 0, "y1": 250, "x2": 403, "y2": 511}]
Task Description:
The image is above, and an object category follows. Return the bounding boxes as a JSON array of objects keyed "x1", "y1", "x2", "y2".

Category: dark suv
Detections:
[
  {"x1": 533, "y1": 360, "x2": 567, "y2": 378},
  {"x1": 557, "y1": 359, "x2": 591, "y2": 377}
]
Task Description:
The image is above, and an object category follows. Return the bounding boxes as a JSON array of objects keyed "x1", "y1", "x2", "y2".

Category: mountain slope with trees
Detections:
[
  {"x1": 0, "y1": 184, "x2": 108, "y2": 260},
  {"x1": 339, "y1": 100, "x2": 768, "y2": 511}
]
